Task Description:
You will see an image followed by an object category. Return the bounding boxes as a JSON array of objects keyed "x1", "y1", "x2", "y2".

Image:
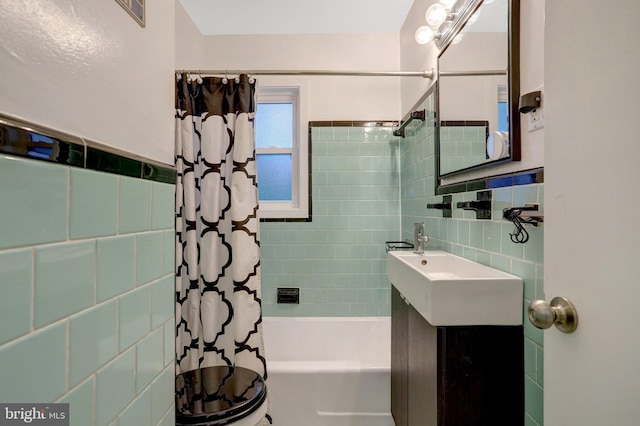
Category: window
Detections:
[
  {"x1": 497, "y1": 85, "x2": 509, "y2": 132},
  {"x1": 255, "y1": 87, "x2": 309, "y2": 220}
]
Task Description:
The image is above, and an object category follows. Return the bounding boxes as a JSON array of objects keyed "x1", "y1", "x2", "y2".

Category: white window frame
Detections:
[{"x1": 256, "y1": 86, "x2": 309, "y2": 220}]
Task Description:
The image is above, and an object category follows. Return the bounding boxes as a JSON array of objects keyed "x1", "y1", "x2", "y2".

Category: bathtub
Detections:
[{"x1": 262, "y1": 317, "x2": 394, "y2": 426}]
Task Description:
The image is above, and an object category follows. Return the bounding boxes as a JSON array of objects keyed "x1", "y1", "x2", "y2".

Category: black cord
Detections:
[
  {"x1": 509, "y1": 214, "x2": 529, "y2": 243},
  {"x1": 503, "y1": 207, "x2": 544, "y2": 244}
]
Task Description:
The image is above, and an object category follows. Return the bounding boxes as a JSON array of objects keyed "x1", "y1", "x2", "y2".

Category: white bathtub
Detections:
[{"x1": 262, "y1": 317, "x2": 394, "y2": 426}]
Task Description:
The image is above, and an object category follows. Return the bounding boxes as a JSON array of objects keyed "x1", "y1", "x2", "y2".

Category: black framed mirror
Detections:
[{"x1": 436, "y1": 0, "x2": 520, "y2": 183}]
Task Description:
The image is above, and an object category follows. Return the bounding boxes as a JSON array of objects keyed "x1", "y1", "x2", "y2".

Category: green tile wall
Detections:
[
  {"x1": 0, "y1": 154, "x2": 175, "y2": 426},
  {"x1": 257, "y1": 110, "x2": 543, "y2": 422},
  {"x1": 261, "y1": 125, "x2": 401, "y2": 316},
  {"x1": 399, "y1": 93, "x2": 544, "y2": 425}
]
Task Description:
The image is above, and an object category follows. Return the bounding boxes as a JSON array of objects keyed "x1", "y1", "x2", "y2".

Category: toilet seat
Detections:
[{"x1": 176, "y1": 365, "x2": 267, "y2": 426}]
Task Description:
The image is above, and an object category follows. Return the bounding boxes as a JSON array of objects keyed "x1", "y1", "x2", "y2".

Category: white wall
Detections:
[
  {"x1": 0, "y1": 0, "x2": 176, "y2": 164},
  {"x1": 201, "y1": 33, "x2": 402, "y2": 121},
  {"x1": 399, "y1": 0, "x2": 545, "y2": 182},
  {"x1": 399, "y1": 0, "x2": 439, "y2": 115},
  {"x1": 175, "y1": 1, "x2": 203, "y2": 70}
]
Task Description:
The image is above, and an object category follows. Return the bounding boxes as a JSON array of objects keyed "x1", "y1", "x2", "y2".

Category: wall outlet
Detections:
[{"x1": 528, "y1": 107, "x2": 544, "y2": 132}]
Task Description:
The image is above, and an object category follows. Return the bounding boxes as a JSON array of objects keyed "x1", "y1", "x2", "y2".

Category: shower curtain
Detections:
[{"x1": 175, "y1": 74, "x2": 269, "y2": 420}]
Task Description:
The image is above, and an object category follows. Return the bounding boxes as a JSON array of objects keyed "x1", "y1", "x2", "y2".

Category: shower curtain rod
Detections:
[
  {"x1": 176, "y1": 69, "x2": 436, "y2": 79},
  {"x1": 439, "y1": 70, "x2": 507, "y2": 77}
]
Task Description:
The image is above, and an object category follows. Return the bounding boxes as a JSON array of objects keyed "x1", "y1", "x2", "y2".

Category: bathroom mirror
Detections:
[{"x1": 436, "y1": 0, "x2": 520, "y2": 179}]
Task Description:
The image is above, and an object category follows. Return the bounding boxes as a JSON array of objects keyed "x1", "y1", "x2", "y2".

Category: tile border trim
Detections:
[
  {"x1": 0, "y1": 113, "x2": 175, "y2": 184},
  {"x1": 309, "y1": 120, "x2": 399, "y2": 128},
  {"x1": 437, "y1": 168, "x2": 544, "y2": 195}
]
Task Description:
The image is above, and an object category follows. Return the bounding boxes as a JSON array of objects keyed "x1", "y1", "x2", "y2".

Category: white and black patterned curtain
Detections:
[{"x1": 174, "y1": 74, "x2": 267, "y2": 390}]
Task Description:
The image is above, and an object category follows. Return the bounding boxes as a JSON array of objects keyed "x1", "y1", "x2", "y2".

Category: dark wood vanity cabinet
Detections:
[{"x1": 391, "y1": 286, "x2": 524, "y2": 426}]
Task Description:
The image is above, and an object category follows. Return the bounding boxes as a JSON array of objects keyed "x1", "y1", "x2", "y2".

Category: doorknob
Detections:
[{"x1": 527, "y1": 297, "x2": 578, "y2": 333}]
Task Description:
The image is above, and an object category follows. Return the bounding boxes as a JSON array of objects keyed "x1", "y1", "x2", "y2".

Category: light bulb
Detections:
[
  {"x1": 439, "y1": 0, "x2": 458, "y2": 10},
  {"x1": 483, "y1": 0, "x2": 495, "y2": 4},
  {"x1": 415, "y1": 26, "x2": 435, "y2": 45},
  {"x1": 426, "y1": 3, "x2": 448, "y2": 27},
  {"x1": 452, "y1": 33, "x2": 464, "y2": 44},
  {"x1": 467, "y1": 9, "x2": 481, "y2": 25}
]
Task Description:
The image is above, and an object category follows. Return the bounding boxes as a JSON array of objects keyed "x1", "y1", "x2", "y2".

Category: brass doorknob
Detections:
[{"x1": 527, "y1": 297, "x2": 578, "y2": 333}]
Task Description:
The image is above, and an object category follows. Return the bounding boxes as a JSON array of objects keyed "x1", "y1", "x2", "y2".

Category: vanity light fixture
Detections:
[
  {"x1": 425, "y1": 3, "x2": 452, "y2": 27},
  {"x1": 440, "y1": 0, "x2": 459, "y2": 9},
  {"x1": 414, "y1": 0, "x2": 485, "y2": 48},
  {"x1": 415, "y1": 26, "x2": 441, "y2": 45}
]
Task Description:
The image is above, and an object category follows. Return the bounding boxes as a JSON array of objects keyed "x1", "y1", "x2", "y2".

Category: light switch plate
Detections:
[{"x1": 528, "y1": 107, "x2": 544, "y2": 132}]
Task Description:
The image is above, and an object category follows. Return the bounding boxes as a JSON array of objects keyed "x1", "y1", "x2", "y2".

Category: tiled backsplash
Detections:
[
  {"x1": 261, "y1": 123, "x2": 401, "y2": 316},
  {"x1": 399, "y1": 92, "x2": 544, "y2": 426},
  {"x1": 0, "y1": 120, "x2": 176, "y2": 426}
]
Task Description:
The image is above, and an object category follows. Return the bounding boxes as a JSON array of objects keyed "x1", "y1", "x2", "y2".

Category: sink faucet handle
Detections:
[{"x1": 413, "y1": 222, "x2": 427, "y2": 253}]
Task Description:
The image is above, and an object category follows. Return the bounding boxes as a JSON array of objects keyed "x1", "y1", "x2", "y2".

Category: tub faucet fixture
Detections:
[{"x1": 414, "y1": 222, "x2": 429, "y2": 254}]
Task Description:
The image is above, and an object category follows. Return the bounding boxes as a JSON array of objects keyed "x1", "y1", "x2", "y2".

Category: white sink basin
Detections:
[{"x1": 387, "y1": 250, "x2": 523, "y2": 326}]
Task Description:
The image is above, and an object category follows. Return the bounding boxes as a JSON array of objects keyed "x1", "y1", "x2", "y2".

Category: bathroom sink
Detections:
[{"x1": 387, "y1": 250, "x2": 523, "y2": 326}]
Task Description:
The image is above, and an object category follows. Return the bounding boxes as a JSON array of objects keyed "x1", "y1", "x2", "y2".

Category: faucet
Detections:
[{"x1": 413, "y1": 222, "x2": 429, "y2": 254}]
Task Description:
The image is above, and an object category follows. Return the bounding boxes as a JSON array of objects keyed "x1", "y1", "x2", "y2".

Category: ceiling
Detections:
[{"x1": 178, "y1": 0, "x2": 415, "y2": 36}]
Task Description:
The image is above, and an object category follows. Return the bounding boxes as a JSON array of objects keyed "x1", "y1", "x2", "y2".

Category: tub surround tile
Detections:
[
  {"x1": 152, "y1": 183, "x2": 175, "y2": 230},
  {"x1": 156, "y1": 407, "x2": 177, "y2": 426},
  {"x1": 163, "y1": 230, "x2": 175, "y2": 275},
  {"x1": 136, "y1": 232, "x2": 164, "y2": 286},
  {"x1": 119, "y1": 177, "x2": 151, "y2": 234},
  {"x1": 0, "y1": 155, "x2": 68, "y2": 249},
  {"x1": 163, "y1": 322, "x2": 175, "y2": 367},
  {"x1": 151, "y1": 366, "x2": 174, "y2": 425},
  {"x1": 118, "y1": 387, "x2": 151, "y2": 426},
  {"x1": 70, "y1": 168, "x2": 118, "y2": 239},
  {"x1": 59, "y1": 377, "x2": 95, "y2": 426},
  {"x1": 0, "y1": 117, "x2": 176, "y2": 426},
  {"x1": 97, "y1": 235, "x2": 136, "y2": 302},
  {"x1": 0, "y1": 249, "x2": 32, "y2": 345},
  {"x1": 262, "y1": 123, "x2": 399, "y2": 316},
  {"x1": 96, "y1": 349, "x2": 136, "y2": 426},
  {"x1": 69, "y1": 299, "x2": 118, "y2": 386},
  {"x1": 119, "y1": 286, "x2": 151, "y2": 351},
  {"x1": 0, "y1": 322, "x2": 67, "y2": 403},
  {"x1": 34, "y1": 241, "x2": 95, "y2": 328},
  {"x1": 136, "y1": 328, "x2": 164, "y2": 392},
  {"x1": 152, "y1": 275, "x2": 174, "y2": 328}
]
